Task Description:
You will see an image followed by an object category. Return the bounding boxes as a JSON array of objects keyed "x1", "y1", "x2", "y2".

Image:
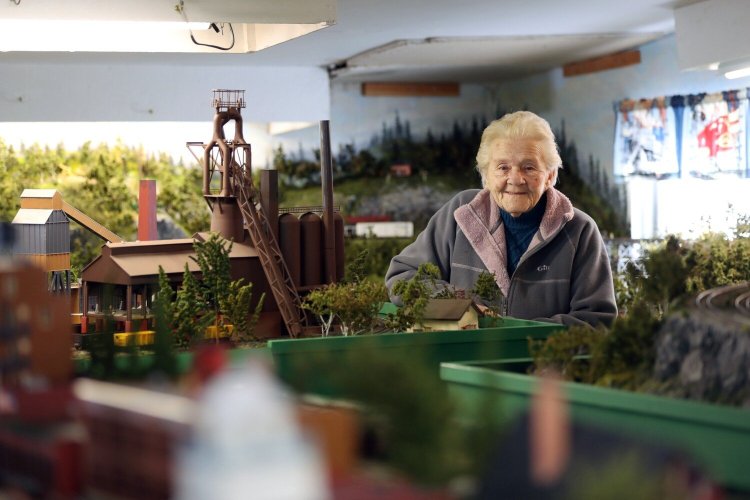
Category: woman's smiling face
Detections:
[{"x1": 487, "y1": 137, "x2": 555, "y2": 217}]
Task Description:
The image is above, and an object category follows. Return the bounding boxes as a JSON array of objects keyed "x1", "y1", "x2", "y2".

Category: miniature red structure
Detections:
[{"x1": 390, "y1": 163, "x2": 412, "y2": 177}]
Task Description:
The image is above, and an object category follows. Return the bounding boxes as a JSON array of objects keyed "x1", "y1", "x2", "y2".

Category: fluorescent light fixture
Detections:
[
  {"x1": 0, "y1": 18, "x2": 332, "y2": 53},
  {"x1": 0, "y1": 0, "x2": 335, "y2": 53},
  {"x1": 724, "y1": 65, "x2": 750, "y2": 80},
  {"x1": 0, "y1": 19, "x2": 211, "y2": 31},
  {"x1": 0, "y1": 19, "x2": 215, "y2": 52}
]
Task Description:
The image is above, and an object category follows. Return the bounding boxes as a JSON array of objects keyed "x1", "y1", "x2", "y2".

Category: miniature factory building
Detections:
[
  {"x1": 79, "y1": 213, "x2": 344, "y2": 338},
  {"x1": 78, "y1": 90, "x2": 344, "y2": 339},
  {"x1": 79, "y1": 233, "x2": 272, "y2": 335},
  {"x1": 11, "y1": 189, "x2": 72, "y2": 293},
  {"x1": 11, "y1": 189, "x2": 124, "y2": 294}
]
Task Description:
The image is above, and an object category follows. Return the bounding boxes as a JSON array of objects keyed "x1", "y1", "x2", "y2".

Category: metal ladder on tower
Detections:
[{"x1": 231, "y1": 161, "x2": 307, "y2": 338}]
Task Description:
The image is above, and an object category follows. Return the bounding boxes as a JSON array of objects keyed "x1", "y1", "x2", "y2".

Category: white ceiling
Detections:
[{"x1": 0, "y1": 0, "x2": 693, "y2": 83}]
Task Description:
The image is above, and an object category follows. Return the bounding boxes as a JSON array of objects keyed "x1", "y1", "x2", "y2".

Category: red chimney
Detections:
[{"x1": 138, "y1": 179, "x2": 158, "y2": 241}]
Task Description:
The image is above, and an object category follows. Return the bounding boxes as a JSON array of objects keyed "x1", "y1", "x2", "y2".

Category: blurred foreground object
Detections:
[
  {"x1": 175, "y1": 360, "x2": 330, "y2": 500},
  {"x1": 477, "y1": 375, "x2": 722, "y2": 499}
]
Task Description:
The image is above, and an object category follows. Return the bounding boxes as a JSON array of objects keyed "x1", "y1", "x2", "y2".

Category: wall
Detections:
[
  {"x1": 487, "y1": 34, "x2": 750, "y2": 180},
  {"x1": 290, "y1": 34, "x2": 750, "y2": 237},
  {"x1": 0, "y1": 60, "x2": 329, "y2": 122},
  {"x1": 0, "y1": 59, "x2": 330, "y2": 165},
  {"x1": 5, "y1": 33, "x2": 750, "y2": 236},
  {"x1": 272, "y1": 80, "x2": 498, "y2": 163},
  {"x1": 485, "y1": 34, "x2": 750, "y2": 237}
]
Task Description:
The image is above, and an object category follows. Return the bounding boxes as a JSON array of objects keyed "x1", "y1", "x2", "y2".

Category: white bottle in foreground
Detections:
[{"x1": 175, "y1": 360, "x2": 330, "y2": 500}]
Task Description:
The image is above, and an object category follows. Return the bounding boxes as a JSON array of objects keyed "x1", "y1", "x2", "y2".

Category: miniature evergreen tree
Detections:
[
  {"x1": 150, "y1": 266, "x2": 180, "y2": 373},
  {"x1": 470, "y1": 270, "x2": 502, "y2": 317},
  {"x1": 471, "y1": 270, "x2": 501, "y2": 303},
  {"x1": 221, "y1": 279, "x2": 265, "y2": 342},
  {"x1": 154, "y1": 266, "x2": 175, "y2": 324},
  {"x1": 344, "y1": 248, "x2": 369, "y2": 284},
  {"x1": 151, "y1": 273, "x2": 177, "y2": 378},
  {"x1": 191, "y1": 233, "x2": 233, "y2": 340},
  {"x1": 150, "y1": 234, "x2": 268, "y2": 346},
  {"x1": 173, "y1": 264, "x2": 209, "y2": 347}
]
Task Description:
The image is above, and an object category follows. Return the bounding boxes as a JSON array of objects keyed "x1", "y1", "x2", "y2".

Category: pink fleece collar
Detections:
[{"x1": 454, "y1": 188, "x2": 573, "y2": 296}]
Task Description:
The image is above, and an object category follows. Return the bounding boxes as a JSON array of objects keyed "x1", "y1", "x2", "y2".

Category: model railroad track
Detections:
[
  {"x1": 735, "y1": 288, "x2": 750, "y2": 316},
  {"x1": 695, "y1": 282, "x2": 750, "y2": 325}
]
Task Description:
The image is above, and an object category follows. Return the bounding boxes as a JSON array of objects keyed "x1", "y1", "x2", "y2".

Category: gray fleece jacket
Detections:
[{"x1": 385, "y1": 188, "x2": 617, "y2": 327}]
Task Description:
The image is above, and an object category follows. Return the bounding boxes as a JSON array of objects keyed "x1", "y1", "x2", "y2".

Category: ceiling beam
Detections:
[
  {"x1": 361, "y1": 82, "x2": 459, "y2": 97},
  {"x1": 563, "y1": 50, "x2": 641, "y2": 77}
]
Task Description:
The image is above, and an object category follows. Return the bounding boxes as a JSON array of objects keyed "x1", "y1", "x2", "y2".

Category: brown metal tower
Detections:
[{"x1": 196, "y1": 89, "x2": 307, "y2": 338}]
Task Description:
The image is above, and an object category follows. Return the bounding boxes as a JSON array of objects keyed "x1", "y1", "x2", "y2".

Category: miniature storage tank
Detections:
[
  {"x1": 299, "y1": 212, "x2": 323, "y2": 287},
  {"x1": 278, "y1": 213, "x2": 301, "y2": 287},
  {"x1": 334, "y1": 213, "x2": 345, "y2": 281}
]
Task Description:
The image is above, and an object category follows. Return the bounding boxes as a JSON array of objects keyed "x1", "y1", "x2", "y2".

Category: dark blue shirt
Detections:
[{"x1": 500, "y1": 192, "x2": 547, "y2": 276}]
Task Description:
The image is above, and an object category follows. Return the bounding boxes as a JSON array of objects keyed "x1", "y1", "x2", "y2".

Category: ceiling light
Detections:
[
  {"x1": 0, "y1": 18, "x2": 331, "y2": 53},
  {"x1": 724, "y1": 65, "x2": 750, "y2": 80},
  {"x1": 0, "y1": 19, "x2": 214, "y2": 52}
]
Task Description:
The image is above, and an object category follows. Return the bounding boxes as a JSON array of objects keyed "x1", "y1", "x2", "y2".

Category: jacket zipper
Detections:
[{"x1": 505, "y1": 216, "x2": 571, "y2": 316}]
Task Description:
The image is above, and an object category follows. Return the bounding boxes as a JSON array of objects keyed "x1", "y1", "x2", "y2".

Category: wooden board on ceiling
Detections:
[
  {"x1": 361, "y1": 82, "x2": 459, "y2": 97},
  {"x1": 563, "y1": 50, "x2": 641, "y2": 77}
]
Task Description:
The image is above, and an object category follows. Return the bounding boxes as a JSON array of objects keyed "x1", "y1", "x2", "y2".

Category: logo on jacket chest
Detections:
[{"x1": 537, "y1": 264, "x2": 550, "y2": 272}]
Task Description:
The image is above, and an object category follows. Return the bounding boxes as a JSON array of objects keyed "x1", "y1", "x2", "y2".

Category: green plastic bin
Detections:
[
  {"x1": 268, "y1": 318, "x2": 565, "y2": 397},
  {"x1": 440, "y1": 358, "x2": 750, "y2": 492}
]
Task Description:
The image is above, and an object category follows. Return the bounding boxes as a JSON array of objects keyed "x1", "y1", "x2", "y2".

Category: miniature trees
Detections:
[
  {"x1": 172, "y1": 264, "x2": 210, "y2": 347},
  {"x1": 303, "y1": 250, "x2": 388, "y2": 336},
  {"x1": 532, "y1": 223, "x2": 750, "y2": 397},
  {"x1": 387, "y1": 267, "x2": 503, "y2": 332},
  {"x1": 153, "y1": 233, "x2": 264, "y2": 347},
  {"x1": 190, "y1": 233, "x2": 265, "y2": 343},
  {"x1": 470, "y1": 270, "x2": 502, "y2": 316},
  {"x1": 191, "y1": 233, "x2": 233, "y2": 339},
  {"x1": 221, "y1": 279, "x2": 264, "y2": 342},
  {"x1": 304, "y1": 279, "x2": 386, "y2": 336},
  {"x1": 471, "y1": 270, "x2": 501, "y2": 302}
]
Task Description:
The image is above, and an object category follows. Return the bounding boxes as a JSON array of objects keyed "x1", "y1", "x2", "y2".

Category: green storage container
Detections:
[
  {"x1": 440, "y1": 358, "x2": 750, "y2": 492},
  {"x1": 268, "y1": 318, "x2": 564, "y2": 397}
]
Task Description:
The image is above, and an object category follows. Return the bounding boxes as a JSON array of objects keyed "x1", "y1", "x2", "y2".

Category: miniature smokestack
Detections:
[
  {"x1": 320, "y1": 120, "x2": 336, "y2": 284},
  {"x1": 138, "y1": 179, "x2": 159, "y2": 241},
  {"x1": 260, "y1": 169, "x2": 279, "y2": 241}
]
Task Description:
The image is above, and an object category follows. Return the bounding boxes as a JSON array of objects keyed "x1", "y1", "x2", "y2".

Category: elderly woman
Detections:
[{"x1": 385, "y1": 111, "x2": 616, "y2": 327}]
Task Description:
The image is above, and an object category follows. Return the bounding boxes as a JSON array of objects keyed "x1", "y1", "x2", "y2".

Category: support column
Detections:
[
  {"x1": 81, "y1": 281, "x2": 89, "y2": 334},
  {"x1": 125, "y1": 284, "x2": 133, "y2": 333}
]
